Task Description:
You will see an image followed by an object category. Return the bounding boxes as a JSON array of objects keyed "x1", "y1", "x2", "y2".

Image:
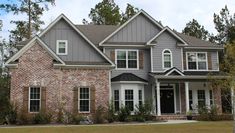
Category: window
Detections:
[
  {"x1": 189, "y1": 90, "x2": 193, "y2": 110},
  {"x1": 139, "y1": 90, "x2": 143, "y2": 106},
  {"x1": 209, "y1": 90, "x2": 213, "y2": 105},
  {"x1": 116, "y1": 50, "x2": 138, "y2": 69},
  {"x1": 162, "y1": 49, "x2": 172, "y2": 69},
  {"x1": 125, "y1": 90, "x2": 134, "y2": 111},
  {"x1": 114, "y1": 90, "x2": 120, "y2": 111},
  {"x1": 197, "y1": 90, "x2": 206, "y2": 107},
  {"x1": 56, "y1": 40, "x2": 68, "y2": 55},
  {"x1": 79, "y1": 88, "x2": 90, "y2": 112},
  {"x1": 29, "y1": 87, "x2": 41, "y2": 112},
  {"x1": 187, "y1": 52, "x2": 207, "y2": 70}
]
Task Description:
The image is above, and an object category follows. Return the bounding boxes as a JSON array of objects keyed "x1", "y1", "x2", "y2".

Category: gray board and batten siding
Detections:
[{"x1": 40, "y1": 19, "x2": 108, "y2": 63}]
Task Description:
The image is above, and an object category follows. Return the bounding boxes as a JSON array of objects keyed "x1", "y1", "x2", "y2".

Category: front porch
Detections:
[{"x1": 151, "y1": 81, "x2": 222, "y2": 116}]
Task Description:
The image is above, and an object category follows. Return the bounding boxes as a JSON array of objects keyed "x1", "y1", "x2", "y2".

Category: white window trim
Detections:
[
  {"x1": 186, "y1": 52, "x2": 208, "y2": 71},
  {"x1": 162, "y1": 49, "x2": 173, "y2": 69},
  {"x1": 56, "y1": 40, "x2": 68, "y2": 55},
  {"x1": 115, "y1": 49, "x2": 139, "y2": 70},
  {"x1": 79, "y1": 87, "x2": 90, "y2": 113},
  {"x1": 28, "y1": 87, "x2": 41, "y2": 113}
]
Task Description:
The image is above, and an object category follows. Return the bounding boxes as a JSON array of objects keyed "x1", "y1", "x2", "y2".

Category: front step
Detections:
[{"x1": 156, "y1": 115, "x2": 187, "y2": 120}]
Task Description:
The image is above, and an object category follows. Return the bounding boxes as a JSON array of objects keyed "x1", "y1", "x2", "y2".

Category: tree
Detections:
[
  {"x1": 121, "y1": 3, "x2": 139, "y2": 24},
  {"x1": 87, "y1": 0, "x2": 122, "y2": 25},
  {"x1": 213, "y1": 5, "x2": 235, "y2": 45},
  {"x1": 182, "y1": 19, "x2": 209, "y2": 40},
  {"x1": 0, "y1": 0, "x2": 55, "y2": 44}
]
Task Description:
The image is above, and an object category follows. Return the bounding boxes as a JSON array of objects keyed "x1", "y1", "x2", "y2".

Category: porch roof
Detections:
[{"x1": 111, "y1": 73, "x2": 147, "y2": 82}]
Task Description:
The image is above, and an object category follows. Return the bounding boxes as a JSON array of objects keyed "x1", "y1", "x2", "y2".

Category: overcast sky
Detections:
[{"x1": 1, "y1": 0, "x2": 235, "y2": 40}]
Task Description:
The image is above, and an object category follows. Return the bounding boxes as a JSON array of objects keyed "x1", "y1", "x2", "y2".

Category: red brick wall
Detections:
[{"x1": 10, "y1": 41, "x2": 110, "y2": 118}]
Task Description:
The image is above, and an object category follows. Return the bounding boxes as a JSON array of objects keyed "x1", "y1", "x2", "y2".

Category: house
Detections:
[{"x1": 5, "y1": 10, "x2": 225, "y2": 119}]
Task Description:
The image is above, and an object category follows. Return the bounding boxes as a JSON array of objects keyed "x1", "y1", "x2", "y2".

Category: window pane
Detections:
[
  {"x1": 125, "y1": 90, "x2": 133, "y2": 100},
  {"x1": 30, "y1": 100, "x2": 40, "y2": 112},
  {"x1": 164, "y1": 55, "x2": 171, "y2": 61},
  {"x1": 59, "y1": 48, "x2": 65, "y2": 53},
  {"x1": 188, "y1": 53, "x2": 196, "y2": 62},
  {"x1": 125, "y1": 101, "x2": 134, "y2": 111},
  {"x1": 189, "y1": 90, "x2": 193, "y2": 110},
  {"x1": 117, "y1": 60, "x2": 126, "y2": 68},
  {"x1": 128, "y1": 51, "x2": 137, "y2": 59},
  {"x1": 198, "y1": 90, "x2": 205, "y2": 107},
  {"x1": 198, "y1": 62, "x2": 206, "y2": 70},
  {"x1": 117, "y1": 51, "x2": 126, "y2": 59},
  {"x1": 125, "y1": 90, "x2": 134, "y2": 111},
  {"x1": 164, "y1": 62, "x2": 171, "y2": 68},
  {"x1": 188, "y1": 62, "x2": 197, "y2": 69},
  {"x1": 80, "y1": 88, "x2": 90, "y2": 112},
  {"x1": 128, "y1": 60, "x2": 137, "y2": 68},
  {"x1": 164, "y1": 50, "x2": 170, "y2": 54},
  {"x1": 80, "y1": 100, "x2": 89, "y2": 112},
  {"x1": 114, "y1": 90, "x2": 119, "y2": 111},
  {"x1": 80, "y1": 88, "x2": 89, "y2": 99},
  {"x1": 198, "y1": 53, "x2": 206, "y2": 61},
  {"x1": 59, "y1": 43, "x2": 66, "y2": 48}
]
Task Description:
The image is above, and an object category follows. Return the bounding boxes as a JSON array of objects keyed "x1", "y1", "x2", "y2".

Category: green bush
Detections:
[
  {"x1": 134, "y1": 99, "x2": 154, "y2": 121},
  {"x1": 16, "y1": 112, "x2": 33, "y2": 125},
  {"x1": 106, "y1": 101, "x2": 116, "y2": 123},
  {"x1": 72, "y1": 114, "x2": 84, "y2": 124},
  {"x1": 117, "y1": 106, "x2": 130, "y2": 122},
  {"x1": 33, "y1": 112, "x2": 52, "y2": 124},
  {"x1": 93, "y1": 105, "x2": 106, "y2": 124}
]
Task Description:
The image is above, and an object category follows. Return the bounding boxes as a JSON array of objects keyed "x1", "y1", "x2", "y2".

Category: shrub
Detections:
[
  {"x1": 135, "y1": 99, "x2": 154, "y2": 121},
  {"x1": 106, "y1": 100, "x2": 116, "y2": 123},
  {"x1": 16, "y1": 111, "x2": 33, "y2": 125},
  {"x1": 33, "y1": 112, "x2": 52, "y2": 124},
  {"x1": 72, "y1": 114, "x2": 85, "y2": 124},
  {"x1": 117, "y1": 106, "x2": 131, "y2": 122},
  {"x1": 93, "y1": 105, "x2": 106, "y2": 124}
]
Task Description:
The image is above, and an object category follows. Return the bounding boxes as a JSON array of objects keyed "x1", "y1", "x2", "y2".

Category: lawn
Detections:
[{"x1": 0, "y1": 121, "x2": 232, "y2": 133}]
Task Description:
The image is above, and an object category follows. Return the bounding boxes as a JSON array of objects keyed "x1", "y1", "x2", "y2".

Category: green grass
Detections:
[{"x1": 0, "y1": 121, "x2": 232, "y2": 133}]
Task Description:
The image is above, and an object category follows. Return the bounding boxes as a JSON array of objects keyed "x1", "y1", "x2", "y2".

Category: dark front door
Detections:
[{"x1": 160, "y1": 90, "x2": 174, "y2": 113}]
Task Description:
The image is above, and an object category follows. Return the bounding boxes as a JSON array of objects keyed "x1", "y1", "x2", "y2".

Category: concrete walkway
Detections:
[{"x1": 0, "y1": 120, "x2": 198, "y2": 128}]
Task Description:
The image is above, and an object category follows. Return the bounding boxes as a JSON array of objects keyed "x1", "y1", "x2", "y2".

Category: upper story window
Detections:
[
  {"x1": 187, "y1": 52, "x2": 207, "y2": 70},
  {"x1": 162, "y1": 49, "x2": 172, "y2": 69},
  {"x1": 56, "y1": 40, "x2": 68, "y2": 55},
  {"x1": 116, "y1": 50, "x2": 138, "y2": 69}
]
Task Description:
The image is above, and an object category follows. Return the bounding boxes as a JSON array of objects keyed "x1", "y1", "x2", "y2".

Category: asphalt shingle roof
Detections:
[{"x1": 111, "y1": 73, "x2": 147, "y2": 82}]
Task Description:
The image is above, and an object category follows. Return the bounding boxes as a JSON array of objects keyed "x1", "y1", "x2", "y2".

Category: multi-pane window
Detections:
[
  {"x1": 125, "y1": 90, "x2": 134, "y2": 111},
  {"x1": 56, "y1": 40, "x2": 68, "y2": 55},
  {"x1": 197, "y1": 90, "x2": 206, "y2": 107},
  {"x1": 163, "y1": 49, "x2": 172, "y2": 69},
  {"x1": 29, "y1": 87, "x2": 41, "y2": 112},
  {"x1": 209, "y1": 90, "x2": 213, "y2": 105},
  {"x1": 80, "y1": 88, "x2": 90, "y2": 112},
  {"x1": 187, "y1": 52, "x2": 207, "y2": 70},
  {"x1": 138, "y1": 90, "x2": 143, "y2": 106},
  {"x1": 189, "y1": 90, "x2": 193, "y2": 110},
  {"x1": 116, "y1": 50, "x2": 138, "y2": 69},
  {"x1": 114, "y1": 90, "x2": 120, "y2": 111}
]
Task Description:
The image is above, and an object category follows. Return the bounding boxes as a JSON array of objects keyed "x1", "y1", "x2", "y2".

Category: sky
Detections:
[{"x1": 1, "y1": 0, "x2": 235, "y2": 40}]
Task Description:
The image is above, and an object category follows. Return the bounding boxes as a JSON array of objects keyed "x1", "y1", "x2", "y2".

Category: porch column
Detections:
[
  {"x1": 185, "y1": 82, "x2": 189, "y2": 112},
  {"x1": 156, "y1": 82, "x2": 161, "y2": 116},
  {"x1": 152, "y1": 85, "x2": 156, "y2": 114}
]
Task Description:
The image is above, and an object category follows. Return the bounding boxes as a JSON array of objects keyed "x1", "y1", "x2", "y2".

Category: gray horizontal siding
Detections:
[
  {"x1": 105, "y1": 48, "x2": 150, "y2": 80},
  {"x1": 107, "y1": 14, "x2": 160, "y2": 43},
  {"x1": 152, "y1": 31, "x2": 182, "y2": 72},
  {"x1": 41, "y1": 19, "x2": 107, "y2": 63}
]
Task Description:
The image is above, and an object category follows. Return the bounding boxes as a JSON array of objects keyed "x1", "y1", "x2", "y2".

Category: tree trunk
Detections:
[{"x1": 28, "y1": 0, "x2": 31, "y2": 39}]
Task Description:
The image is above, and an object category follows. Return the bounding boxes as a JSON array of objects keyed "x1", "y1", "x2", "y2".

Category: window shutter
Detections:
[
  {"x1": 90, "y1": 86, "x2": 96, "y2": 113},
  {"x1": 110, "y1": 51, "x2": 115, "y2": 62},
  {"x1": 73, "y1": 87, "x2": 79, "y2": 114},
  {"x1": 23, "y1": 87, "x2": 29, "y2": 113},
  {"x1": 139, "y1": 50, "x2": 144, "y2": 69},
  {"x1": 183, "y1": 52, "x2": 186, "y2": 70},
  {"x1": 41, "y1": 87, "x2": 46, "y2": 112},
  {"x1": 207, "y1": 52, "x2": 212, "y2": 70}
]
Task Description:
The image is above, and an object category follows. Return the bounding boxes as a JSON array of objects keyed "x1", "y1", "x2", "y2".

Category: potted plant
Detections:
[{"x1": 186, "y1": 110, "x2": 193, "y2": 120}]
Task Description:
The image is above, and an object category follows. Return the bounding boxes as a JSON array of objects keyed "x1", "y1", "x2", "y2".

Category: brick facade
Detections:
[{"x1": 10, "y1": 41, "x2": 110, "y2": 118}]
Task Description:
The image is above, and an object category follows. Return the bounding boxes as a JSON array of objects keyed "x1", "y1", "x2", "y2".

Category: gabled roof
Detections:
[
  {"x1": 38, "y1": 14, "x2": 115, "y2": 67},
  {"x1": 5, "y1": 36, "x2": 65, "y2": 67},
  {"x1": 111, "y1": 73, "x2": 147, "y2": 83},
  {"x1": 164, "y1": 67, "x2": 185, "y2": 76},
  {"x1": 147, "y1": 26, "x2": 188, "y2": 45},
  {"x1": 99, "y1": 9, "x2": 163, "y2": 46}
]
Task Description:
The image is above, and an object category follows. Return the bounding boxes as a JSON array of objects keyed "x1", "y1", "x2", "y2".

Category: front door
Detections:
[{"x1": 160, "y1": 90, "x2": 174, "y2": 113}]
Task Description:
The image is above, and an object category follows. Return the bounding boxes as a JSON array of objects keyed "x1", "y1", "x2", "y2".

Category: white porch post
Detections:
[
  {"x1": 156, "y1": 82, "x2": 161, "y2": 116},
  {"x1": 152, "y1": 85, "x2": 156, "y2": 114},
  {"x1": 185, "y1": 82, "x2": 189, "y2": 112}
]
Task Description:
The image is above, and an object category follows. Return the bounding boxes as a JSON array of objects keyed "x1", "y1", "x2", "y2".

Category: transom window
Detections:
[
  {"x1": 197, "y1": 90, "x2": 206, "y2": 107},
  {"x1": 114, "y1": 90, "x2": 120, "y2": 112},
  {"x1": 56, "y1": 40, "x2": 68, "y2": 55},
  {"x1": 29, "y1": 87, "x2": 41, "y2": 112},
  {"x1": 79, "y1": 88, "x2": 90, "y2": 112},
  {"x1": 162, "y1": 49, "x2": 172, "y2": 69},
  {"x1": 187, "y1": 52, "x2": 207, "y2": 70},
  {"x1": 125, "y1": 90, "x2": 134, "y2": 111},
  {"x1": 116, "y1": 50, "x2": 138, "y2": 69}
]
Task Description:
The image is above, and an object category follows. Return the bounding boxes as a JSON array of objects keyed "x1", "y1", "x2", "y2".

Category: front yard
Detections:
[{"x1": 0, "y1": 121, "x2": 232, "y2": 133}]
